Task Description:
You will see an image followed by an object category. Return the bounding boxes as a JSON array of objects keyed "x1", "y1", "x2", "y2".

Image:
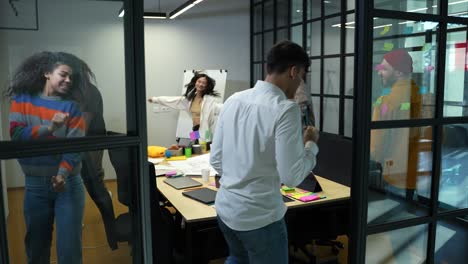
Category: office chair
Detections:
[
  {"x1": 288, "y1": 132, "x2": 352, "y2": 263},
  {"x1": 108, "y1": 146, "x2": 176, "y2": 263}
]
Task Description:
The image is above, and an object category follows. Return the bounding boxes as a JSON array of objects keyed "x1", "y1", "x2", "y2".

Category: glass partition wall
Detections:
[
  {"x1": 0, "y1": 0, "x2": 151, "y2": 263},
  {"x1": 250, "y1": 0, "x2": 356, "y2": 137},
  {"x1": 353, "y1": 0, "x2": 468, "y2": 263}
]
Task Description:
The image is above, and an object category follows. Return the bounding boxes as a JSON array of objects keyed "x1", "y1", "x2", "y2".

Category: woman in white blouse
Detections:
[{"x1": 148, "y1": 72, "x2": 223, "y2": 141}]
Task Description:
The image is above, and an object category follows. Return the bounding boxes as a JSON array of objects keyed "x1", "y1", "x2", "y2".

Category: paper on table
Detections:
[
  {"x1": 148, "y1": 157, "x2": 165, "y2": 164},
  {"x1": 153, "y1": 153, "x2": 218, "y2": 176}
]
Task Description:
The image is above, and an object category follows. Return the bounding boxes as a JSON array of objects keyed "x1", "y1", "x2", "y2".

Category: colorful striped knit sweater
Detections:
[{"x1": 9, "y1": 93, "x2": 86, "y2": 178}]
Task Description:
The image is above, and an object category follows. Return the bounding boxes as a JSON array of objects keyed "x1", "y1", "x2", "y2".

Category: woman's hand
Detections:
[
  {"x1": 48, "y1": 112, "x2": 68, "y2": 133},
  {"x1": 148, "y1": 98, "x2": 154, "y2": 103},
  {"x1": 51, "y1": 175, "x2": 66, "y2": 192}
]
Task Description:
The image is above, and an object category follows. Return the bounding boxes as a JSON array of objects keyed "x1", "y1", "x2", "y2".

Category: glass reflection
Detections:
[
  {"x1": 448, "y1": 0, "x2": 468, "y2": 17},
  {"x1": 254, "y1": 4, "x2": 262, "y2": 33},
  {"x1": 368, "y1": 126, "x2": 432, "y2": 224},
  {"x1": 374, "y1": 0, "x2": 439, "y2": 14},
  {"x1": 324, "y1": 58, "x2": 340, "y2": 95},
  {"x1": 277, "y1": 0, "x2": 289, "y2": 27},
  {"x1": 291, "y1": 25, "x2": 303, "y2": 46},
  {"x1": 308, "y1": 21, "x2": 321, "y2": 57},
  {"x1": 439, "y1": 124, "x2": 468, "y2": 210},
  {"x1": 291, "y1": 0, "x2": 304, "y2": 24},
  {"x1": 435, "y1": 215, "x2": 468, "y2": 263},
  {"x1": 323, "y1": 97, "x2": 339, "y2": 134},
  {"x1": 345, "y1": 56, "x2": 354, "y2": 96},
  {"x1": 308, "y1": 0, "x2": 321, "y2": 19},
  {"x1": 264, "y1": 0, "x2": 274, "y2": 30},
  {"x1": 310, "y1": 59, "x2": 321, "y2": 94},
  {"x1": 324, "y1": 16, "x2": 341, "y2": 55},
  {"x1": 345, "y1": 13, "x2": 355, "y2": 53},
  {"x1": 443, "y1": 24, "x2": 468, "y2": 117},
  {"x1": 324, "y1": 0, "x2": 341, "y2": 16},
  {"x1": 366, "y1": 225, "x2": 428, "y2": 264},
  {"x1": 4, "y1": 146, "x2": 134, "y2": 263},
  {"x1": 372, "y1": 19, "x2": 437, "y2": 120},
  {"x1": 344, "y1": 99, "x2": 353, "y2": 137}
]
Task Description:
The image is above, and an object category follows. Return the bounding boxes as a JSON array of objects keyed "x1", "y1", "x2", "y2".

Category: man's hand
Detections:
[
  {"x1": 303, "y1": 126, "x2": 319, "y2": 143},
  {"x1": 48, "y1": 112, "x2": 68, "y2": 133},
  {"x1": 51, "y1": 175, "x2": 66, "y2": 192}
]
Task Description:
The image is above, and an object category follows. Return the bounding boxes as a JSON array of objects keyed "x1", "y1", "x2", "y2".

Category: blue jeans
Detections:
[
  {"x1": 24, "y1": 175, "x2": 85, "y2": 264},
  {"x1": 217, "y1": 217, "x2": 288, "y2": 264}
]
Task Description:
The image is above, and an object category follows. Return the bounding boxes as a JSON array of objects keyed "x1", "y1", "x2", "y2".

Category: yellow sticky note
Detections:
[
  {"x1": 165, "y1": 156, "x2": 187, "y2": 161},
  {"x1": 380, "y1": 25, "x2": 390, "y2": 36}
]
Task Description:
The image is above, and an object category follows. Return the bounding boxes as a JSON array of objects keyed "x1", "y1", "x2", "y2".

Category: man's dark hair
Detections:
[{"x1": 266, "y1": 40, "x2": 310, "y2": 74}]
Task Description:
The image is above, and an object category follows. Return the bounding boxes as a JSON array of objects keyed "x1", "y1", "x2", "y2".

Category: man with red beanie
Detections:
[{"x1": 370, "y1": 49, "x2": 422, "y2": 201}]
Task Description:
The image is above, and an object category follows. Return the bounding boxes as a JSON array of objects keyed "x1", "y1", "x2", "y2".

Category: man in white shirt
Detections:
[{"x1": 210, "y1": 41, "x2": 319, "y2": 263}]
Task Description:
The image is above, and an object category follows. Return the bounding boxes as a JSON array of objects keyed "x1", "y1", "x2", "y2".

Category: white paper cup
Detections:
[{"x1": 201, "y1": 169, "x2": 210, "y2": 183}]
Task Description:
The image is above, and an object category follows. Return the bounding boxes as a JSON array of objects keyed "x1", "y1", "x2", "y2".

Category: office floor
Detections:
[
  {"x1": 7, "y1": 181, "x2": 131, "y2": 264},
  {"x1": 7, "y1": 181, "x2": 349, "y2": 264}
]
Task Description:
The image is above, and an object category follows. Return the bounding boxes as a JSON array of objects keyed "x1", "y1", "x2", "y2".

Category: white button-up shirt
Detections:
[{"x1": 210, "y1": 80, "x2": 319, "y2": 231}]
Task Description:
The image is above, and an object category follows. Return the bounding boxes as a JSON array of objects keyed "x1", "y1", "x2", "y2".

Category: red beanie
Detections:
[{"x1": 383, "y1": 49, "x2": 413, "y2": 73}]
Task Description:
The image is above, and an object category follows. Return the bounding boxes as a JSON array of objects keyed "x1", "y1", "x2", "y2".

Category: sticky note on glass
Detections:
[
  {"x1": 383, "y1": 42, "x2": 394, "y2": 51},
  {"x1": 375, "y1": 64, "x2": 385, "y2": 71},
  {"x1": 400, "y1": 102, "x2": 411, "y2": 110},
  {"x1": 419, "y1": 86, "x2": 428, "y2": 94},
  {"x1": 403, "y1": 27, "x2": 413, "y2": 34},
  {"x1": 205, "y1": 130, "x2": 211, "y2": 140},
  {"x1": 381, "y1": 103, "x2": 388, "y2": 116},
  {"x1": 381, "y1": 88, "x2": 391, "y2": 96},
  {"x1": 380, "y1": 25, "x2": 390, "y2": 36},
  {"x1": 190, "y1": 130, "x2": 200, "y2": 140}
]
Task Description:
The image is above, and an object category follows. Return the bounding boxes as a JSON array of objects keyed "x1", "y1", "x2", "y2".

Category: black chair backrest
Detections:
[
  {"x1": 108, "y1": 147, "x2": 132, "y2": 206},
  {"x1": 313, "y1": 132, "x2": 353, "y2": 187}
]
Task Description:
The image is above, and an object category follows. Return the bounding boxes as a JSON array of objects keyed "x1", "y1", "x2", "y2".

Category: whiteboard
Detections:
[
  {"x1": 0, "y1": 0, "x2": 38, "y2": 30},
  {"x1": 175, "y1": 69, "x2": 227, "y2": 139}
]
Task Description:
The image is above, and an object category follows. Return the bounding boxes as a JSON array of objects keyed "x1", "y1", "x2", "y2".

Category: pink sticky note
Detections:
[
  {"x1": 425, "y1": 65, "x2": 435, "y2": 72},
  {"x1": 381, "y1": 103, "x2": 388, "y2": 116},
  {"x1": 165, "y1": 171, "x2": 177, "y2": 176},
  {"x1": 375, "y1": 64, "x2": 385, "y2": 71},
  {"x1": 299, "y1": 195, "x2": 320, "y2": 202},
  {"x1": 189, "y1": 131, "x2": 200, "y2": 140}
]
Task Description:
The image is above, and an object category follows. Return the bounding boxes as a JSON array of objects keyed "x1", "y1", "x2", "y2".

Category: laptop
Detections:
[
  {"x1": 182, "y1": 188, "x2": 217, "y2": 204},
  {"x1": 297, "y1": 172, "x2": 322, "y2": 192},
  {"x1": 164, "y1": 177, "x2": 202, "y2": 190}
]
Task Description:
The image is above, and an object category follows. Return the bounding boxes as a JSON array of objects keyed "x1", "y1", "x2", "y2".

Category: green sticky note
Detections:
[
  {"x1": 423, "y1": 43, "x2": 432, "y2": 51},
  {"x1": 383, "y1": 42, "x2": 394, "y2": 51},
  {"x1": 205, "y1": 130, "x2": 211, "y2": 140},
  {"x1": 380, "y1": 25, "x2": 390, "y2": 36},
  {"x1": 400, "y1": 102, "x2": 411, "y2": 110},
  {"x1": 373, "y1": 97, "x2": 382, "y2": 107}
]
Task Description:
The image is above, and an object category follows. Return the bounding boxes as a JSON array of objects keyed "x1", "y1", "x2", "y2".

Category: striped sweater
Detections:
[{"x1": 9, "y1": 93, "x2": 86, "y2": 178}]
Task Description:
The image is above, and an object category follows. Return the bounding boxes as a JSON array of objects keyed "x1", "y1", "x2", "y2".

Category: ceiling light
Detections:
[
  {"x1": 144, "y1": 12, "x2": 167, "y2": 19},
  {"x1": 169, "y1": 0, "x2": 205, "y2": 19},
  {"x1": 118, "y1": 6, "x2": 124, "y2": 17}
]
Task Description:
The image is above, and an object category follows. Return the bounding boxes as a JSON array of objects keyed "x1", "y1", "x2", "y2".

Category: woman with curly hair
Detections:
[
  {"x1": 148, "y1": 72, "x2": 223, "y2": 141},
  {"x1": 6, "y1": 51, "x2": 86, "y2": 264}
]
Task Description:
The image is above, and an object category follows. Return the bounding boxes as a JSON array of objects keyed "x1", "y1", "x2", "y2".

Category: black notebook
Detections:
[
  {"x1": 182, "y1": 188, "x2": 217, "y2": 204},
  {"x1": 164, "y1": 177, "x2": 202, "y2": 190}
]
